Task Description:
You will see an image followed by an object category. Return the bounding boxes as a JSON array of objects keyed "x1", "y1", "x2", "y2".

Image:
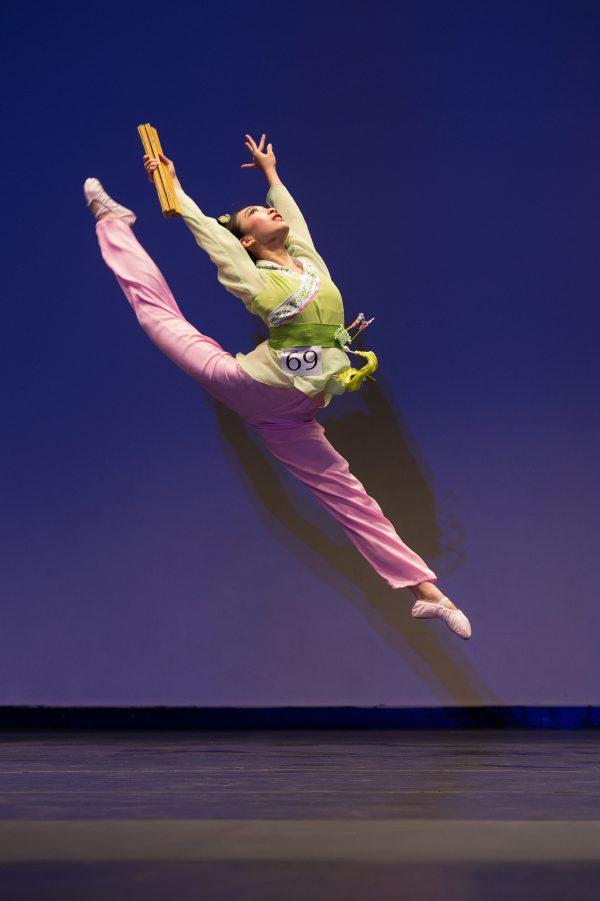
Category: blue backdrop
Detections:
[{"x1": 3, "y1": 0, "x2": 599, "y2": 705}]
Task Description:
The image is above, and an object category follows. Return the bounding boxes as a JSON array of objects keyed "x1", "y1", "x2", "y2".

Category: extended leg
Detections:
[
  {"x1": 252, "y1": 419, "x2": 438, "y2": 590},
  {"x1": 95, "y1": 215, "x2": 251, "y2": 411}
]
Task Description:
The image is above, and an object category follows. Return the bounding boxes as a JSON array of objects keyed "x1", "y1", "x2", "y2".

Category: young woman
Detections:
[{"x1": 83, "y1": 133, "x2": 472, "y2": 639}]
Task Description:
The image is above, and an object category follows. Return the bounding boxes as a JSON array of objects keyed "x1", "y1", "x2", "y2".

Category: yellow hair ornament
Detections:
[{"x1": 217, "y1": 214, "x2": 231, "y2": 224}]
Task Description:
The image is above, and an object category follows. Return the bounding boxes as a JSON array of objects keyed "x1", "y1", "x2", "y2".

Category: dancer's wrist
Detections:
[{"x1": 265, "y1": 167, "x2": 282, "y2": 187}]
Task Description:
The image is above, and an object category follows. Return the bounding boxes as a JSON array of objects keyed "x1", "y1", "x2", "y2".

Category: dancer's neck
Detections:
[{"x1": 257, "y1": 247, "x2": 303, "y2": 272}]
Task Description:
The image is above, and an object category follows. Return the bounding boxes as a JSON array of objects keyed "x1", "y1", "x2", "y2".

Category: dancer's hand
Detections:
[
  {"x1": 241, "y1": 133, "x2": 276, "y2": 175},
  {"x1": 143, "y1": 152, "x2": 180, "y2": 187}
]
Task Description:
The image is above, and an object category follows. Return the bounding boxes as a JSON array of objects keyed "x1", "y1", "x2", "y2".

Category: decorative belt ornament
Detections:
[{"x1": 333, "y1": 313, "x2": 379, "y2": 392}]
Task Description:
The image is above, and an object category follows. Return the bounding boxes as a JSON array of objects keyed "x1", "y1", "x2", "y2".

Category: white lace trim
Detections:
[
  {"x1": 256, "y1": 258, "x2": 322, "y2": 327},
  {"x1": 256, "y1": 259, "x2": 304, "y2": 278}
]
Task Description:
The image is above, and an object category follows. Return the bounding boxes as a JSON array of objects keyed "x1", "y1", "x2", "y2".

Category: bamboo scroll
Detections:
[{"x1": 137, "y1": 123, "x2": 181, "y2": 218}]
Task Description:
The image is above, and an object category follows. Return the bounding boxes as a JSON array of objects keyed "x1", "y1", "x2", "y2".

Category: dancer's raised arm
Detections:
[
  {"x1": 242, "y1": 133, "x2": 331, "y2": 279},
  {"x1": 143, "y1": 152, "x2": 266, "y2": 310}
]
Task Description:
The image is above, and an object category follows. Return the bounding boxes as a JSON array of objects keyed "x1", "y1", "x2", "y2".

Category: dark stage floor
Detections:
[{"x1": 1, "y1": 729, "x2": 599, "y2": 899}]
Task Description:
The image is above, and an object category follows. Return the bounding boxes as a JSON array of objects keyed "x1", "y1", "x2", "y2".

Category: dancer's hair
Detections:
[{"x1": 216, "y1": 207, "x2": 259, "y2": 263}]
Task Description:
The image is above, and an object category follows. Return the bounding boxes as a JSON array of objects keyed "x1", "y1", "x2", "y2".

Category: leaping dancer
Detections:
[{"x1": 83, "y1": 131, "x2": 472, "y2": 639}]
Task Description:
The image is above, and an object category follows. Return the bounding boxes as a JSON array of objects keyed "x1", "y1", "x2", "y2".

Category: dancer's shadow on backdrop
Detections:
[{"x1": 213, "y1": 347, "x2": 496, "y2": 705}]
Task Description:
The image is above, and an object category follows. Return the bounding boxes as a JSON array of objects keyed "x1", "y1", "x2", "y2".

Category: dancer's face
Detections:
[{"x1": 239, "y1": 205, "x2": 288, "y2": 253}]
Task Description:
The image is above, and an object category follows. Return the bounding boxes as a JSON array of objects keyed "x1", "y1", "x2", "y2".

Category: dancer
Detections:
[{"x1": 83, "y1": 136, "x2": 472, "y2": 640}]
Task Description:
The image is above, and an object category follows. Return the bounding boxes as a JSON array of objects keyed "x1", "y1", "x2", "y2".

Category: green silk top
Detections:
[{"x1": 174, "y1": 180, "x2": 351, "y2": 407}]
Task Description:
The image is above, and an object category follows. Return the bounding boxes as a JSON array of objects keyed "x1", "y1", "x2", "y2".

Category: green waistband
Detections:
[{"x1": 268, "y1": 323, "x2": 351, "y2": 351}]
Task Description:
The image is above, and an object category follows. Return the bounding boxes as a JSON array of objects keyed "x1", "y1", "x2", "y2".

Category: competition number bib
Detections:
[{"x1": 280, "y1": 345, "x2": 323, "y2": 377}]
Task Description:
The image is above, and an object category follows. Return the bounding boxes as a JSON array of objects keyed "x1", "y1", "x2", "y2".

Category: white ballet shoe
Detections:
[
  {"x1": 411, "y1": 595, "x2": 472, "y2": 640},
  {"x1": 83, "y1": 177, "x2": 136, "y2": 225}
]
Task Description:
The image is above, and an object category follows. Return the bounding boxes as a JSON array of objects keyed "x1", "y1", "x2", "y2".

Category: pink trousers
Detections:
[{"x1": 95, "y1": 217, "x2": 437, "y2": 589}]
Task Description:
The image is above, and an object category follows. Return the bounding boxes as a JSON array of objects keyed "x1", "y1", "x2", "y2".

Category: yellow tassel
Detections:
[{"x1": 333, "y1": 350, "x2": 379, "y2": 392}]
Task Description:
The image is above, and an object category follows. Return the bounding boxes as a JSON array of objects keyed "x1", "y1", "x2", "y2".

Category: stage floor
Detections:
[{"x1": 1, "y1": 729, "x2": 599, "y2": 899}]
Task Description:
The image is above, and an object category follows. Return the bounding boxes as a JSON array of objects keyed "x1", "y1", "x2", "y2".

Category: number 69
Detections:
[{"x1": 286, "y1": 349, "x2": 318, "y2": 371}]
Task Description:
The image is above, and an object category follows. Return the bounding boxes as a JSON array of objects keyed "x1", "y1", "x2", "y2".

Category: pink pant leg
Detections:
[
  {"x1": 95, "y1": 217, "x2": 249, "y2": 410},
  {"x1": 252, "y1": 419, "x2": 438, "y2": 589},
  {"x1": 95, "y1": 217, "x2": 320, "y2": 422}
]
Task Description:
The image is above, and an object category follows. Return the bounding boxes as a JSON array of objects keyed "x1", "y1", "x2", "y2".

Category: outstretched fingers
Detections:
[{"x1": 242, "y1": 132, "x2": 270, "y2": 169}]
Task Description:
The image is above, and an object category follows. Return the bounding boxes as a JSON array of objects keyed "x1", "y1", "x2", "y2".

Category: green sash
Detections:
[{"x1": 268, "y1": 323, "x2": 351, "y2": 351}]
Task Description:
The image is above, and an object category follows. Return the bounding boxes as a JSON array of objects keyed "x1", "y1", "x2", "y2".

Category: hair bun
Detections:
[{"x1": 217, "y1": 214, "x2": 231, "y2": 224}]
